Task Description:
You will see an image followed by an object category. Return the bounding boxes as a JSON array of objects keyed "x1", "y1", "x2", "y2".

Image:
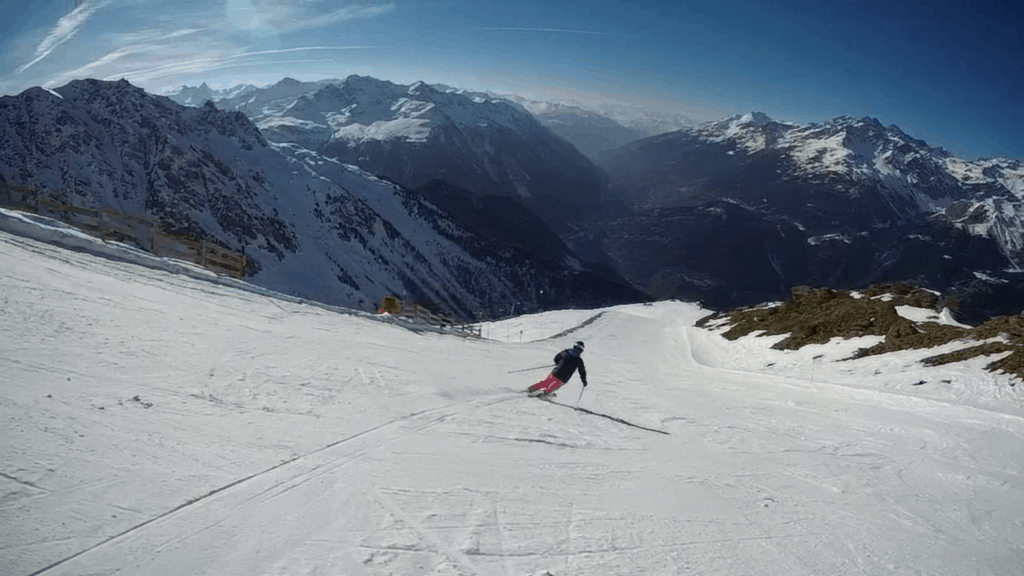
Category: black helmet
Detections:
[{"x1": 573, "y1": 341, "x2": 585, "y2": 352}]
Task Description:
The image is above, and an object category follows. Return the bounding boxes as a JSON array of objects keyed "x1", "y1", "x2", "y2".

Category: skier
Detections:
[{"x1": 527, "y1": 341, "x2": 587, "y2": 397}]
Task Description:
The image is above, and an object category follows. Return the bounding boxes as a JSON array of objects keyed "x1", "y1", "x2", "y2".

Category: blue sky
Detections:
[{"x1": 0, "y1": 0, "x2": 1021, "y2": 159}]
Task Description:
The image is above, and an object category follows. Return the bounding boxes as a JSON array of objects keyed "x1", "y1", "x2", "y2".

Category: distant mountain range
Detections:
[
  {"x1": 168, "y1": 77, "x2": 608, "y2": 233},
  {"x1": 0, "y1": 79, "x2": 642, "y2": 318},
  {"x1": 166, "y1": 80, "x2": 699, "y2": 165},
  {"x1": 167, "y1": 77, "x2": 1024, "y2": 322},
  {"x1": 512, "y1": 101, "x2": 648, "y2": 161},
  {"x1": 597, "y1": 112, "x2": 1024, "y2": 323},
  {"x1": 163, "y1": 81, "x2": 259, "y2": 107},
  {"x1": 4, "y1": 76, "x2": 1022, "y2": 323}
]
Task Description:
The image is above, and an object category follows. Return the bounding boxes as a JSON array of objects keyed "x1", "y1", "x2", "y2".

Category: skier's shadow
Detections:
[{"x1": 537, "y1": 398, "x2": 670, "y2": 435}]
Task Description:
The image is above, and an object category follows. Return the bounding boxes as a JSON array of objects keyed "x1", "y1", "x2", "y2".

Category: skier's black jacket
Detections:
[{"x1": 552, "y1": 348, "x2": 587, "y2": 385}]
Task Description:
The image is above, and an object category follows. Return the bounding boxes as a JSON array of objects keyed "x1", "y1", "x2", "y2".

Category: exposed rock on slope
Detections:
[{"x1": 699, "y1": 284, "x2": 1024, "y2": 381}]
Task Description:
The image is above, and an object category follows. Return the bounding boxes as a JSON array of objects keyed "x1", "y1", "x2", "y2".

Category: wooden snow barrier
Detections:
[
  {"x1": 0, "y1": 182, "x2": 39, "y2": 212},
  {"x1": 37, "y1": 199, "x2": 148, "y2": 243},
  {"x1": 150, "y1": 230, "x2": 246, "y2": 279},
  {"x1": 0, "y1": 183, "x2": 247, "y2": 279},
  {"x1": 379, "y1": 295, "x2": 403, "y2": 315},
  {"x1": 377, "y1": 296, "x2": 482, "y2": 338}
]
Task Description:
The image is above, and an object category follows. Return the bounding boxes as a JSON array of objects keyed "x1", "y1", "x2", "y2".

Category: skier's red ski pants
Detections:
[{"x1": 528, "y1": 373, "x2": 564, "y2": 394}]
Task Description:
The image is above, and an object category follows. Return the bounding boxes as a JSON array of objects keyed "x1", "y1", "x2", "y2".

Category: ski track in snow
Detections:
[
  {"x1": 2, "y1": 228, "x2": 1024, "y2": 576},
  {"x1": 21, "y1": 394, "x2": 521, "y2": 576}
]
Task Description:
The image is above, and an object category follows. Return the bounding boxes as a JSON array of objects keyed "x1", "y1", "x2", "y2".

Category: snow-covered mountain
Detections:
[
  {"x1": 597, "y1": 112, "x2": 1024, "y2": 322},
  {"x1": 0, "y1": 79, "x2": 641, "y2": 317},
  {"x1": 499, "y1": 93, "x2": 697, "y2": 138},
  {"x1": 706, "y1": 113, "x2": 1022, "y2": 231},
  {"x1": 646, "y1": 112, "x2": 1024, "y2": 264},
  {"x1": 475, "y1": 92, "x2": 696, "y2": 160},
  {"x1": 160, "y1": 78, "x2": 1024, "y2": 321},
  {"x1": 208, "y1": 77, "x2": 340, "y2": 123},
  {"x1": 163, "y1": 82, "x2": 259, "y2": 108},
  {"x1": 514, "y1": 101, "x2": 647, "y2": 161},
  {"x1": 590, "y1": 103, "x2": 697, "y2": 137},
  {"x1": 171, "y1": 76, "x2": 609, "y2": 233}
]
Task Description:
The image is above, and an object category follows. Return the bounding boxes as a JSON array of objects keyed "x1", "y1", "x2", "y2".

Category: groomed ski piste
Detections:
[{"x1": 2, "y1": 208, "x2": 1023, "y2": 576}]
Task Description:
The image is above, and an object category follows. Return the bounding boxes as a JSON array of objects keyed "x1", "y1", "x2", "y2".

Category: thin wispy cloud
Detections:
[
  {"x1": 3, "y1": 0, "x2": 397, "y2": 95},
  {"x1": 225, "y1": 0, "x2": 394, "y2": 34},
  {"x1": 43, "y1": 28, "x2": 207, "y2": 87},
  {"x1": 300, "y1": 3, "x2": 395, "y2": 30},
  {"x1": 482, "y1": 27, "x2": 629, "y2": 37},
  {"x1": 153, "y1": 58, "x2": 345, "y2": 87},
  {"x1": 108, "y1": 27, "x2": 205, "y2": 46},
  {"x1": 101, "y1": 46, "x2": 387, "y2": 85},
  {"x1": 16, "y1": 0, "x2": 112, "y2": 75}
]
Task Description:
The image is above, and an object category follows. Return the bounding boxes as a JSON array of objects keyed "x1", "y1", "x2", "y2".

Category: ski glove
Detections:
[{"x1": 582, "y1": 381, "x2": 588, "y2": 387}]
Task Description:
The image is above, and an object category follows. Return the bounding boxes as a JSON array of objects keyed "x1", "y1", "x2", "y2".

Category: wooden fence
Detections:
[
  {"x1": 379, "y1": 296, "x2": 482, "y2": 338},
  {"x1": 1, "y1": 182, "x2": 38, "y2": 212},
  {"x1": 0, "y1": 183, "x2": 246, "y2": 279},
  {"x1": 151, "y1": 230, "x2": 247, "y2": 278}
]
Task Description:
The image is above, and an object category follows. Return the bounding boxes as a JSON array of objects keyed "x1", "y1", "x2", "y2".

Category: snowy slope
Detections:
[{"x1": 2, "y1": 223, "x2": 1023, "y2": 576}]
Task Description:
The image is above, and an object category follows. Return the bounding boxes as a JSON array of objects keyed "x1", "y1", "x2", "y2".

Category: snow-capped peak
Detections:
[
  {"x1": 249, "y1": 75, "x2": 531, "y2": 146},
  {"x1": 740, "y1": 111, "x2": 773, "y2": 126},
  {"x1": 407, "y1": 81, "x2": 436, "y2": 96},
  {"x1": 725, "y1": 111, "x2": 776, "y2": 138},
  {"x1": 670, "y1": 110, "x2": 1024, "y2": 266}
]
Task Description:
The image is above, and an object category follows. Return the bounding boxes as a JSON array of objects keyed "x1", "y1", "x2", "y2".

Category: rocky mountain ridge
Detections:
[
  {"x1": 0, "y1": 79, "x2": 642, "y2": 318},
  {"x1": 597, "y1": 112, "x2": 1024, "y2": 322},
  {"x1": 615, "y1": 112, "x2": 1024, "y2": 265},
  {"x1": 167, "y1": 81, "x2": 694, "y2": 162},
  {"x1": 167, "y1": 76, "x2": 609, "y2": 233},
  {"x1": 161, "y1": 78, "x2": 1023, "y2": 322}
]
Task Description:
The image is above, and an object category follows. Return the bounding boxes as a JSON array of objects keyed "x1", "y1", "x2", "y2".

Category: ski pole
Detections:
[
  {"x1": 507, "y1": 364, "x2": 550, "y2": 374},
  {"x1": 575, "y1": 385, "x2": 586, "y2": 408}
]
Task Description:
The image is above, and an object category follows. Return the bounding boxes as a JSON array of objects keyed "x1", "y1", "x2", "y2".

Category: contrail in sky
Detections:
[
  {"x1": 482, "y1": 27, "x2": 629, "y2": 37},
  {"x1": 119, "y1": 59, "x2": 342, "y2": 85},
  {"x1": 106, "y1": 46, "x2": 387, "y2": 84},
  {"x1": 16, "y1": 0, "x2": 111, "y2": 74}
]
